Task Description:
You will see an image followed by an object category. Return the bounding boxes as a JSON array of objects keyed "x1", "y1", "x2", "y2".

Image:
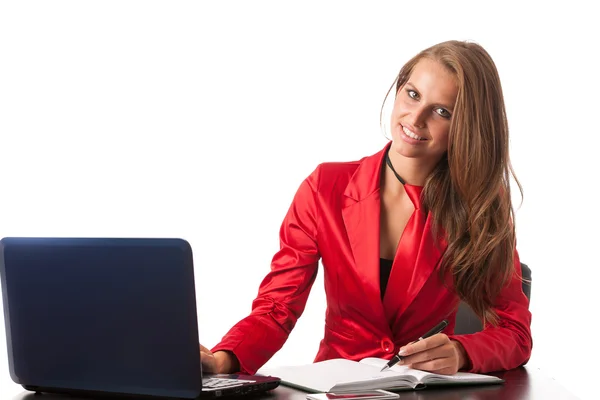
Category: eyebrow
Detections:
[{"x1": 405, "y1": 82, "x2": 455, "y2": 112}]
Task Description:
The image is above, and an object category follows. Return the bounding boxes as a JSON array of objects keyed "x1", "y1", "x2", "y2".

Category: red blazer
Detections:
[{"x1": 212, "y1": 143, "x2": 532, "y2": 374}]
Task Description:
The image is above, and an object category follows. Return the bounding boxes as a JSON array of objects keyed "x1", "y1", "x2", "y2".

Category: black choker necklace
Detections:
[{"x1": 385, "y1": 148, "x2": 406, "y2": 185}]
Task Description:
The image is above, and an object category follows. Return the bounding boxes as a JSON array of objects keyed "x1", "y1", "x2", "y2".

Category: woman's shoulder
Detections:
[
  {"x1": 316, "y1": 159, "x2": 362, "y2": 178},
  {"x1": 310, "y1": 157, "x2": 357, "y2": 179},
  {"x1": 307, "y1": 151, "x2": 378, "y2": 195}
]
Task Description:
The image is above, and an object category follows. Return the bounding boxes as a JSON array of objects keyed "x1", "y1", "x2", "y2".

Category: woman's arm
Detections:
[
  {"x1": 209, "y1": 166, "x2": 322, "y2": 375},
  {"x1": 447, "y1": 250, "x2": 533, "y2": 373}
]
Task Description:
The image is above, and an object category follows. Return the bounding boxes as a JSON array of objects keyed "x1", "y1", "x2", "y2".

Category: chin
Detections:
[{"x1": 390, "y1": 139, "x2": 421, "y2": 158}]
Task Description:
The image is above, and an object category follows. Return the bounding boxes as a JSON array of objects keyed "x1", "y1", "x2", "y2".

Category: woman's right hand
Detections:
[{"x1": 199, "y1": 344, "x2": 240, "y2": 374}]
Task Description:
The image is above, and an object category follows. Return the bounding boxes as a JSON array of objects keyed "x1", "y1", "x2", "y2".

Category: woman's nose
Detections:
[{"x1": 408, "y1": 107, "x2": 427, "y2": 128}]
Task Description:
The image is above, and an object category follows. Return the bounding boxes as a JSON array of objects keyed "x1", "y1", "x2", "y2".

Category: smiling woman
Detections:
[
  {"x1": 382, "y1": 41, "x2": 522, "y2": 330},
  {"x1": 201, "y1": 40, "x2": 531, "y2": 377},
  {"x1": 389, "y1": 58, "x2": 457, "y2": 163}
]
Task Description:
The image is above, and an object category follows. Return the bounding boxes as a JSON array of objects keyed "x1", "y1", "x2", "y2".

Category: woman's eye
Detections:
[
  {"x1": 436, "y1": 108, "x2": 451, "y2": 119},
  {"x1": 407, "y1": 89, "x2": 419, "y2": 100}
]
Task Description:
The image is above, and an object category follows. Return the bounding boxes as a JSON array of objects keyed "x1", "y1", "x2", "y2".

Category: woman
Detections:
[{"x1": 201, "y1": 40, "x2": 532, "y2": 376}]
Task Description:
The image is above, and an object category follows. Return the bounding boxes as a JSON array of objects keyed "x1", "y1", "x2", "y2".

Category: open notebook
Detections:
[{"x1": 258, "y1": 358, "x2": 503, "y2": 392}]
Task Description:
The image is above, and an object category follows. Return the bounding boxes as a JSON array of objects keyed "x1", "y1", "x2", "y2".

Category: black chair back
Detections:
[{"x1": 454, "y1": 262, "x2": 531, "y2": 335}]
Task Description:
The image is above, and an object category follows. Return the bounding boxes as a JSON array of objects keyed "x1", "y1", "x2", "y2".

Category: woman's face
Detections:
[{"x1": 390, "y1": 58, "x2": 458, "y2": 165}]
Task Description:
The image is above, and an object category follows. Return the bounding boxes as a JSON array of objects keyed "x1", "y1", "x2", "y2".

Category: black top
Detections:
[{"x1": 380, "y1": 258, "x2": 393, "y2": 299}]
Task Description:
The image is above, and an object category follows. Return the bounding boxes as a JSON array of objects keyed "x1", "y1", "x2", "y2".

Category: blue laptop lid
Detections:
[{"x1": 0, "y1": 237, "x2": 202, "y2": 398}]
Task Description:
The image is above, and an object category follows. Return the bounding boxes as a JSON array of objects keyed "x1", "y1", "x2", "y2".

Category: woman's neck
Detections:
[{"x1": 383, "y1": 148, "x2": 439, "y2": 194}]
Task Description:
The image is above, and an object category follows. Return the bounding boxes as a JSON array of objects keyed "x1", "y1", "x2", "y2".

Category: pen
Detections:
[{"x1": 380, "y1": 319, "x2": 449, "y2": 372}]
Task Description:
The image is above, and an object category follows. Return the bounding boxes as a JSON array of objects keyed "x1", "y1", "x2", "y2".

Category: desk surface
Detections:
[{"x1": 11, "y1": 366, "x2": 578, "y2": 400}]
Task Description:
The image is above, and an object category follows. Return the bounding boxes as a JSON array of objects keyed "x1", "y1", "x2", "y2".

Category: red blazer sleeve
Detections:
[
  {"x1": 211, "y1": 167, "x2": 321, "y2": 374},
  {"x1": 448, "y1": 250, "x2": 533, "y2": 372}
]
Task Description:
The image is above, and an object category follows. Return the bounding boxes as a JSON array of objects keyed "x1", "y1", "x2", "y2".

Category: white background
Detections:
[{"x1": 0, "y1": 1, "x2": 598, "y2": 399}]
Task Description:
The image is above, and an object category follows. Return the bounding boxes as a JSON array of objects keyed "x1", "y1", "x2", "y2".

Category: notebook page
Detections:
[
  {"x1": 258, "y1": 358, "x2": 386, "y2": 392},
  {"x1": 359, "y1": 358, "x2": 431, "y2": 381},
  {"x1": 332, "y1": 367, "x2": 417, "y2": 392},
  {"x1": 359, "y1": 357, "x2": 501, "y2": 384}
]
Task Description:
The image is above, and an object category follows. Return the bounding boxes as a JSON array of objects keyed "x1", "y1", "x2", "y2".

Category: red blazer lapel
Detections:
[
  {"x1": 339, "y1": 142, "x2": 449, "y2": 335},
  {"x1": 384, "y1": 214, "x2": 448, "y2": 324},
  {"x1": 342, "y1": 193, "x2": 386, "y2": 324},
  {"x1": 341, "y1": 144, "x2": 390, "y2": 327}
]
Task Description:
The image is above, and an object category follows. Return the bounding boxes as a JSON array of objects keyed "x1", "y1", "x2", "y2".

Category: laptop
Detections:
[{"x1": 0, "y1": 237, "x2": 280, "y2": 398}]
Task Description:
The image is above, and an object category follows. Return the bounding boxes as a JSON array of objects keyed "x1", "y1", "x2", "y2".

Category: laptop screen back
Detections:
[{"x1": 0, "y1": 237, "x2": 202, "y2": 399}]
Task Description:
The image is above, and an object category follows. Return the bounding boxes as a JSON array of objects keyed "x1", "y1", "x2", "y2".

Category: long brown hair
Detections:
[{"x1": 381, "y1": 40, "x2": 523, "y2": 326}]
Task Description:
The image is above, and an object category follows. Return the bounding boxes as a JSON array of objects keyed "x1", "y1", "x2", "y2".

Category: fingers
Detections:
[
  {"x1": 200, "y1": 344, "x2": 212, "y2": 354},
  {"x1": 397, "y1": 334, "x2": 460, "y2": 374},
  {"x1": 199, "y1": 344, "x2": 217, "y2": 374},
  {"x1": 399, "y1": 334, "x2": 451, "y2": 363},
  {"x1": 408, "y1": 356, "x2": 454, "y2": 373},
  {"x1": 400, "y1": 333, "x2": 448, "y2": 356},
  {"x1": 400, "y1": 343, "x2": 454, "y2": 367},
  {"x1": 409, "y1": 364, "x2": 456, "y2": 375}
]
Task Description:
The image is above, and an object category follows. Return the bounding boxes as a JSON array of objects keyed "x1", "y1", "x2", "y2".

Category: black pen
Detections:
[{"x1": 380, "y1": 319, "x2": 449, "y2": 372}]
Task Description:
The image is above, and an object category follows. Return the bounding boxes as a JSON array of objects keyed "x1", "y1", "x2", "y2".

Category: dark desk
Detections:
[{"x1": 11, "y1": 366, "x2": 578, "y2": 400}]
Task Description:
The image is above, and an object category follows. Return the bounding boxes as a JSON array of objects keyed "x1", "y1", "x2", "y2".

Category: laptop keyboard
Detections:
[{"x1": 201, "y1": 377, "x2": 256, "y2": 392}]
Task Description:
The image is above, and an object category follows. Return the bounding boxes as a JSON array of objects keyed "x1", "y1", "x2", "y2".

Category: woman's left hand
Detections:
[{"x1": 396, "y1": 334, "x2": 468, "y2": 375}]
